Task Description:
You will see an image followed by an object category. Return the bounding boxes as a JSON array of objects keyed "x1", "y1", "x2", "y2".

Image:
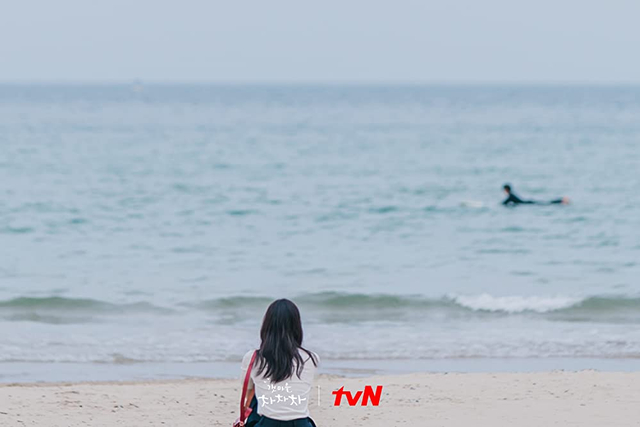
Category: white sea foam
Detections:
[{"x1": 451, "y1": 293, "x2": 582, "y2": 313}]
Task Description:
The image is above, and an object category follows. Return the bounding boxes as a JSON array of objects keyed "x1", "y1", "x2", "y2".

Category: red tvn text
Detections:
[{"x1": 332, "y1": 386, "x2": 383, "y2": 406}]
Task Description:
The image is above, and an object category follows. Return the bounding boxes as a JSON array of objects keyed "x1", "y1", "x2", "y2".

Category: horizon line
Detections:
[{"x1": 1, "y1": 79, "x2": 640, "y2": 87}]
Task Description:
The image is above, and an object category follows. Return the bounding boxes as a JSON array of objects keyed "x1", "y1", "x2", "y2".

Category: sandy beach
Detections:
[{"x1": 1, "y1": 371, "x2": 639, "y2": 426}]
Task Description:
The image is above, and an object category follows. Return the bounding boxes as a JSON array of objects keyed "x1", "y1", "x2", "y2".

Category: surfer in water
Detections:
[{"x1": 502, "y1": 184, "x2": 569, "y2": 206}]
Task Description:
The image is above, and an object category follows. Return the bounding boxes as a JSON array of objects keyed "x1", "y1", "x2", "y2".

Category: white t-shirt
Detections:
[{"x1": 241, "y1": 349, "x2": 318, "y2": 421}]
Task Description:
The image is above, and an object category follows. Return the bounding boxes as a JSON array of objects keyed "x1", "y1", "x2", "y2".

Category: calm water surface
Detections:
[{"x1": 1, "y1": 85, "x2": 639, "y2": 381}]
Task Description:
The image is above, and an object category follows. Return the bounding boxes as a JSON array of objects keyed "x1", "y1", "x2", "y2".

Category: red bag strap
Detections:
[{"x1": 240, "y1": 350, "x2": 258, "y2": 423}]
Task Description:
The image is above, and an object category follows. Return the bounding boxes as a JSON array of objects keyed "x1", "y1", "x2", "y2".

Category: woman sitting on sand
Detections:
[{"x1": 239, "y1": 299, "x2": 319, "y2": 427}]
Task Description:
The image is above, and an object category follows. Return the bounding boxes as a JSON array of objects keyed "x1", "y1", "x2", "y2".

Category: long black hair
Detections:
[{"x1": 255, "y1": 299, "x2": 318, "y2": 383}]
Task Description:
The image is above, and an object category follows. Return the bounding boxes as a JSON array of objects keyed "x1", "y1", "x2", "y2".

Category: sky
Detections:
[{"x1": 1, "y1": 0, "x2": 639, "y2": 83}]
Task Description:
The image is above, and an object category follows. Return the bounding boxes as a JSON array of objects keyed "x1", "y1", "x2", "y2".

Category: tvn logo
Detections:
[{"x1": 332, "y1": 386, "x2": 383, "y2": 406}]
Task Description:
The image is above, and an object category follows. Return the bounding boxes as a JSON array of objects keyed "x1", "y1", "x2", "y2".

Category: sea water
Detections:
[{"x1": 1, "y1": 84, "x2": 640, "y2": 381}]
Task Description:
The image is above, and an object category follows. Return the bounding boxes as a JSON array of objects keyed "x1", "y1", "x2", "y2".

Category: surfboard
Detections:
[{"x1": 460, "y1": 200, "x2": 485, "y2": 208}]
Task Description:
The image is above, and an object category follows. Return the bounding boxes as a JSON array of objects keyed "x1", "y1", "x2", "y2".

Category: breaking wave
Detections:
[{"x1": 2, "y1": 292, "x2": 639, "y2": 324}]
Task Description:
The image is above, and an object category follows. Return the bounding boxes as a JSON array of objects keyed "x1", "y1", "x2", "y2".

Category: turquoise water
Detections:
[{"x1": 1, "y1": 84, "x2": 640, "y2": 381}]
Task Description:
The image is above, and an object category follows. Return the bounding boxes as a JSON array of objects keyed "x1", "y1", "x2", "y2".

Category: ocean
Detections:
[{"x1": 1, "y1": 84, "x2": 640, "y2": 382}]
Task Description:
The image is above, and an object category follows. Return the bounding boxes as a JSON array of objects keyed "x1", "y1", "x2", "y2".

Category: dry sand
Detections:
[{"x1": 1, "y1": 371, "x2": 639, "y2": 426}]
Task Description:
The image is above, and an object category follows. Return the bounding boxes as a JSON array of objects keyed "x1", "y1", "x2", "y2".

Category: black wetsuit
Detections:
[{"x1": 503, "y1": 193, "x2": 563, "y2": 206}]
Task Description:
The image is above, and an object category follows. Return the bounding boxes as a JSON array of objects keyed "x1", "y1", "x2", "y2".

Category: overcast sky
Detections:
[{"x1": 1, "y1": 0, "x2": 639, "y2": 83}]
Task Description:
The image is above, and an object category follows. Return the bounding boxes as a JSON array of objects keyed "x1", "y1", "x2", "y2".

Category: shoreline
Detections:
[
  {"x1": 2, "y1": 372, "x2": 639, "y2": 426},
  {"x1": 3, "y1": 357, "x2": 640, "y2": 384}
]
